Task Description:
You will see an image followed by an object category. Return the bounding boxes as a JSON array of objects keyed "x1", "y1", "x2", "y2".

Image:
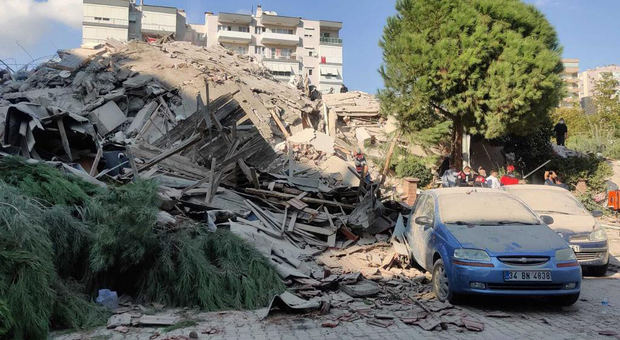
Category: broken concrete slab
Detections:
[
  {"x1": 136, "y1": 315, "x2": 180, "y2": 326},
  {"x1": 262, "y1": 291, "x2": 321, "y2": 319},
  {"x1": 123, "y1": 74, "x2": 153, "y2": 89},
  {"x1": 126, "y1": 101, "x2": 157, "y2": 136},
  {"x1": 89, "y1": 101, "x2": 126, "y2": 135},
  {"x1": 107, "y1": 313, "x2": 132, "y2": 329},
  {"x1": 340, "y1": 279, "x2": 380, "y2": 297}
]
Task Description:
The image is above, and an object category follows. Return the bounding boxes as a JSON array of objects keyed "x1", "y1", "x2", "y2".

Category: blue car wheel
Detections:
[{"x1": 432, "y1": 258, "x2": 459, "y2": 304}]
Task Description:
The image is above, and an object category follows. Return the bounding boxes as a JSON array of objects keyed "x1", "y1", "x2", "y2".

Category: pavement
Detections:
[{"x1": 54, "y1": 228, "x2": 620, "y2": 340}]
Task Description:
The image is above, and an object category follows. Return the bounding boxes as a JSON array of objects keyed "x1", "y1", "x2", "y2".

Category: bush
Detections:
[
  {"x1": 549, "y1": 155, "x2": 612, "y2": 193},
  {"x1": 0, "y1": 159, "x2": 285, "y2": 339},
  {"x1": 0, "y1": 157, "x2": 102, "y2": 206},
  {"x1": 394, "y1": 155, "x2": 434, "y2": 187}
]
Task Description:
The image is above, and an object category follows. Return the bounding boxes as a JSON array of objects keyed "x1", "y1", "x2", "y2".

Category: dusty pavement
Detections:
[{"x1": 54, "y1": 228, "x2": 620, "y2": 340}]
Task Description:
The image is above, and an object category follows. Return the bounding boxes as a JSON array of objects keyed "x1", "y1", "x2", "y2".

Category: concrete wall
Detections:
[
  {"x1": 142, "y1": 8, "x2": 177, "y2": 34},
  {"x1": 82, "y1": 2, "x2": 129, "y2": 45}
]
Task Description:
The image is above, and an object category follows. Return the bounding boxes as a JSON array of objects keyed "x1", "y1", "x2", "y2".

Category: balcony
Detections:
[
  {"x1": 320, "y1": 37, "x2": 343, "y2": 45},
  {"x1": 262, "y1": 55, "x2": 297, "y2": 61},
  {"x1": 261, "y1": 32, "x2": 299, "y2": 46},
  {"x1": 218, "y1": 30, "x2": 252, "y2": 44}
]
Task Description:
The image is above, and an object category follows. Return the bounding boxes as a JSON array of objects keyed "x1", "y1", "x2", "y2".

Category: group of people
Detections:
[{"x1": 441, "y1": 164, "x2": 521, "y2": 188}]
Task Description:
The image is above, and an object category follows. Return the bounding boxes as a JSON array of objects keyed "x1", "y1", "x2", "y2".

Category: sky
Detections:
[{"x1": 0, "y1": 0, "x2": 619, "y2": 94}]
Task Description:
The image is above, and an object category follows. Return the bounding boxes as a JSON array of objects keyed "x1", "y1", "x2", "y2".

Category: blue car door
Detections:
[{"x1": 410, "y1": 194, "x2": 436, "y2": 270}]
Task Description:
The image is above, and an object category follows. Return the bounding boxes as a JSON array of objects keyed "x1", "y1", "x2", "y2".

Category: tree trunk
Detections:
[{"x1": 451, "y1": 115, "x2": 463, "y2": 170}]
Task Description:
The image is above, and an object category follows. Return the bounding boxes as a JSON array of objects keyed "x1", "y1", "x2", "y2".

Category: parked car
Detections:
[
  {"x1": 406, "y1": 187, "x2": 581, "y2": 305},
  {"x1": 503, "y1": 185, "x2": 609, "y2": 276}
]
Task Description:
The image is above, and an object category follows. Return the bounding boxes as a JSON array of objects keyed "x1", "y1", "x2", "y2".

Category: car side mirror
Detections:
[
  {"x1": 415, "y1": 216, "x2": 433, "y2": 227},
  {"x1": 540, "y1": 215, "x2": 554, "y2": 225},
  {"x1": 591, "y1": 210, "x2": 603, "y2": 218}
]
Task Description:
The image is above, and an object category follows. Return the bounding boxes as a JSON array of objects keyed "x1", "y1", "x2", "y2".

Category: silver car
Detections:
[{"x1": 503, "y1": 185, "x2": 609, "y2": 276}]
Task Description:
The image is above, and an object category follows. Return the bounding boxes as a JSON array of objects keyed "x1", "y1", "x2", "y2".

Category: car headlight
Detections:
[
  {"x1": 589, "y1": 227, "x2": 607, "y2": 242},
  {"x1": 555, "y1": 248, "x2": 577, "y2": 262},
  {"x1": 453, "y1": 248, "x2": 491, "y2": 262}
]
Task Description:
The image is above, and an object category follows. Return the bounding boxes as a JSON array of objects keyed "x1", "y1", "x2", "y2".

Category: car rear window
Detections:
[
  {"x1": 438, "y1": 192, "x2": 540, "y2": 225},
  {"x1": 507, "y1": 189, "x2": 589, "y2": 216}
]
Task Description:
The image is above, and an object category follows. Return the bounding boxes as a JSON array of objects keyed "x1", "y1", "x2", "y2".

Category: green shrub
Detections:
[
  {"x1": 549, "y1": 155, "x2": 612, "y2": 193},
  {"x1": 394, "y1": 155, "x2": 434, "y2": 187},
  {"x1": 0, "y1": 160, "x2": 285, "y2": 339},
  {"x1": 0, "y1": 157, "x2": 102, "y2": 206}
]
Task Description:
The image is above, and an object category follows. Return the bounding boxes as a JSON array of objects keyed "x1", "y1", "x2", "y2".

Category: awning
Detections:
[
  {"x1": 320, "y1": 67, "x2": 339, "y2": 76},
  {"x1": 268, "y1": 64, "x2": 293, "y2": 72}
]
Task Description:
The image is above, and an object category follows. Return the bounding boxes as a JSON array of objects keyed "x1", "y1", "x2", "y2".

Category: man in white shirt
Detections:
[{"x1": 486, "y1": 169, "x2": 501, "y2": 189}]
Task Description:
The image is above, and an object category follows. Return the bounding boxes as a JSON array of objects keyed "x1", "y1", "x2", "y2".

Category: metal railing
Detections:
[
  {"x1": 263, "y1": 55, "x2": 297, "y2": 61},
  {"x1": 320, "y1": 37, "x2": 343, "y2": 45}
]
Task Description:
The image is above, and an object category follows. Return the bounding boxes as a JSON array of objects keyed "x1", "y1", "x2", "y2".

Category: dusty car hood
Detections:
[
  {"x1": 446, "y1": 224, "x2": 567, "y2": 254},
  {"x1": 538, "y1": 213, "x2": 596, "y2": 234}
]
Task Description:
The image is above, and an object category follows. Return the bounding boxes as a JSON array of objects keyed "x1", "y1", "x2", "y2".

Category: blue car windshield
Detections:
[{"x1": 439, "y1": 192, "x2": 541, "y2": 226}]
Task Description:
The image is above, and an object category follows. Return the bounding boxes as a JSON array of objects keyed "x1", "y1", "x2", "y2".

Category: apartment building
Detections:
[
  {"x1": 578, "y1": 65, "x2": 620, "y2": 99},
  {"x1": 203, "y1": 6, "x2": 344, "y2": 93},
  {"x1": 82, "y1": 0, "x2": 186, "y2": 46},
  {"x1": 559, "y1": 58, "x2": 579, "y2": 107},
  {"x1": 82, "y1": 2, "x2": 344, "y2": 93}
]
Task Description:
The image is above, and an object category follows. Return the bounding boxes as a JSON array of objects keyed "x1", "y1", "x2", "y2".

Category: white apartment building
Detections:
[
  {"x1": 82, "y1": 0, "x2": 186, "y2": 47},
  {"x1": 81, "y1": 2, "x2": 344, "y2": 93},
  {"x1": 578, "y1": 65, "x2": 620, "y2": 99}
]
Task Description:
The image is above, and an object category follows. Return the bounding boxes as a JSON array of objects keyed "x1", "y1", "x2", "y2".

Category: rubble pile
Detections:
[{"x1": 0, "y1": 39, "x2": 424, "y2": 337}]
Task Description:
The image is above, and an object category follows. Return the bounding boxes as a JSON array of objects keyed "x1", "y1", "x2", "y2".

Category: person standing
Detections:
[
  {"x1": 554, "y1": 118, "x2": 568, "y2": 146},
  {"x1": 486, "y1": 169, "x2": 501, "y2": 189},
  {"x1": 500, "y1": 165, "x2": 519, "y2": 186}
]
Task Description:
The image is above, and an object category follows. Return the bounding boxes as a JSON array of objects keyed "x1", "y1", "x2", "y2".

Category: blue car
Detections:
[{"x1": 406, "y1": 187, "x2": 581, "y2": 305}]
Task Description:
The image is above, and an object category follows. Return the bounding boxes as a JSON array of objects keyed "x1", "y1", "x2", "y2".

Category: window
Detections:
[
  {"x1": 304, "y1": 34, "x2": 312, "y2": 38},
  {"x1": 321, "y1": 32, "x2": 331, "y2": 38},
  {"x1": 255, "y1": 46, "x2": 265, "y2": 55},
  {"x1": 272, "y1": 71, "x2": 292, "y2": 77},
  {"x1": 308, "y1": 69, "x2": 313, "y2": 76},
  {"x1": 239, "y1": 26, "x2": 249, "y2": 33},
  {"x1": 272, "y1": 28, "x2": 294, "y2": 34},
  {"x1": 308, "y1": 51, "x2": 313, "y2": 56}
]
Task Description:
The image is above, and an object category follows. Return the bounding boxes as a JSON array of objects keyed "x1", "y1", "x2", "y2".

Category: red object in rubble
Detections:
[{"x1": 608, "y1": 190, "x2": 620, "y2": 211}]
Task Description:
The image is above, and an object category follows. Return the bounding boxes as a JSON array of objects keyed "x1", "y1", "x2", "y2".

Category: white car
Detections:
[{"x1": 503, "y1": 185, "x2": 609, "y2": 276}]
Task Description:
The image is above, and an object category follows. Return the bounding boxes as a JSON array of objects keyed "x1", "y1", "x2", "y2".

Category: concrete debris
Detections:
[
  {"x1": 0, "y1": 38, "x2": 427, "y2": 334},
  {"x1": 89, "y1": 100, "x2": 126, "y2": 135}
]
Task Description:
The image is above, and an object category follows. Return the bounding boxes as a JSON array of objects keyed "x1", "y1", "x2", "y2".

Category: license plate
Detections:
[
  {"x1": 504, "y1": 271, "x2": 551, "y2": 281},
  {"x1": 570, "y1": 245, "x2": 580, "y2": 252}
]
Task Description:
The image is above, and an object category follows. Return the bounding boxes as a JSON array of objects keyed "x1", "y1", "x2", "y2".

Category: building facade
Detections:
[
  {"x1": 81, "y1": 2, "x2": 344, "y2": 94},
  {"x1": 578, "y1": 65, "x2": 620, "y2": 99},
  {"x1": 559, "y1": 58, "x2": 579, "y2": 107},
  {"x1": 82, "y1": 0, "x2": 186, "y2": 47},
  {"x1": 202, "y1": 6, "x2": 343, "y2": 93}
]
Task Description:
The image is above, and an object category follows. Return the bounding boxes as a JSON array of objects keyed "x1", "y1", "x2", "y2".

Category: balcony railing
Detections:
[
  {"x1": 320, "y1": 37, "x2": 342, "y2": 45},
  {"x1": 218, "y1": 30, "x2": 252, "y2": 43},
  {"x1": 263, "y1": 55, "x2": 297, "y2": 61}
]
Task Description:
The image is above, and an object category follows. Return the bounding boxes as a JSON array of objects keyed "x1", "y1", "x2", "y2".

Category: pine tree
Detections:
[{"x1": 379, "y1": 0, "x2": 564, "y2": 167}]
